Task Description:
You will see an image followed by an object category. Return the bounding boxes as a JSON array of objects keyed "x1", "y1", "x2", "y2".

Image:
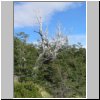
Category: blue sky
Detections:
[{"x1": 14, "y1": 2, "x2": 86, "y2": 47}]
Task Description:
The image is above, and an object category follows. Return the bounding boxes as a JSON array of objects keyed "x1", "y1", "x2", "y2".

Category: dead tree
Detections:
[{"x1": 33, "y1": 15, "x2": 68, "y2": 70}]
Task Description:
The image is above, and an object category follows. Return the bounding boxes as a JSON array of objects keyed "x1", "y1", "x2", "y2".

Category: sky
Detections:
[{"x1": 14, "y1": 2, "x2": 86, "y2": 47}]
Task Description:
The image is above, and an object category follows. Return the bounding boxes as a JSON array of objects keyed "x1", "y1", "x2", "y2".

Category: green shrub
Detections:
[
  {"x1": 14, "y1": 81, "x2": 42, "y2": 98},
  {"x1": 14, "y1": 35, "x2": 86, "y2": 98}
]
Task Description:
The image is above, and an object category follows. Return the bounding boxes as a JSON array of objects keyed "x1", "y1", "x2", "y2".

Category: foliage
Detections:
[
  {"x1": 14, "y1": 81, "x2": 42, "y2": 98},
  {"x1": 14, "y1": 32, "x2": 86, "y2": 98}
]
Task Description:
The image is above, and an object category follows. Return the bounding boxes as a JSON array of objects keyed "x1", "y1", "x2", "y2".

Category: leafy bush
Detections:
[
  {"x1": 14, "y1": 33, "x2": 86, "y2": 98},
  {"x1": 14, "y1": 81, "x2": 42, "y2": 98}
]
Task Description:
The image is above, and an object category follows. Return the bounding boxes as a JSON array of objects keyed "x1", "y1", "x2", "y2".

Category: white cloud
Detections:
[
  {"x1": 28, "y1": 34, "x2": 86, "y2": 48},
  {"x1": 14, "y1": 2, "x2": 82, "y2": 28},
  {"x1": 68, "y1": 34, "x2": 86, "y2": 48}
]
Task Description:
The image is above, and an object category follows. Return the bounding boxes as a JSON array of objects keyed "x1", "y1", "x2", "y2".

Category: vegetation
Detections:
[{"x1": 14, "y1": 32, "x2": 86, "y2": 98}]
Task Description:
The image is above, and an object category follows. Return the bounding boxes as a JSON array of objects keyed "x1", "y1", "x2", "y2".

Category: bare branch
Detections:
[{"x1": 33, "y1": 14, "x2": 68, "y2": 69}]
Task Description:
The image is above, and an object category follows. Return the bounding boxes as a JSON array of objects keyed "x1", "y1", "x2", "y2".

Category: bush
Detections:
[
  {"x1": 14, "y1": 34, "x2": 86, "y2": 98},
  {"x1": 14, "y1": 81, "x2": 42, "y2": 98}
]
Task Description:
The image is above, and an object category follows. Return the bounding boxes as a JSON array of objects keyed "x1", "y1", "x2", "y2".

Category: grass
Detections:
[{"x1": 14, "y1": 81, "x2": 52, "y2": 98}]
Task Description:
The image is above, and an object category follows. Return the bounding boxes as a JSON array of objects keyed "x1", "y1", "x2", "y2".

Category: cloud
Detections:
[
  {"x1": 28, "y1": 34, "x2": 86, "y2": 48},
  {"x1": 68, "y1": 34, "x2": 86, "y2": 48},
  {"x1": 14, "y1": 2, "x2": 82, "y2": 28}
]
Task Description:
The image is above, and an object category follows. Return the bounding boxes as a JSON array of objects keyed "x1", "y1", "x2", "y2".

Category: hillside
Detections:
[{"x1": 14, "y1": 34, "x2": 86, "y2": 98}]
